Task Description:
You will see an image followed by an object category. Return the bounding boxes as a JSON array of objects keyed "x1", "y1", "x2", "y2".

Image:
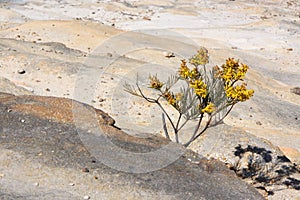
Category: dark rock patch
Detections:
[{"x1": 291, "y1": 87, "x2": 300, "y2": 95}]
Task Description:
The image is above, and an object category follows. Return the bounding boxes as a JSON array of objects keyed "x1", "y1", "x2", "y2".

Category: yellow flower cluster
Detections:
[
  {"x1": 179, "y1": 60, "x2": 190, "y2": 79},
  {"x1": 217, "y1": 58, "x2": 248, "y2": 83},
  {"x1": 179, "y1": 60, "x2": 200, "y2": 80},
  {"x1": 189, "y1": 47, "x2": 209, "y2": 66},
  {"x1": 190, "y1": 67, "x2": 200, "y2": 79},
  {"x1": 201, "y1": 102, "x2": 215, "y2": 114},
  {"x1": 149, "y1": 75, "x2": 163, "y2": 90},
  {"x1": 214, "y1": 58, "x2": 254, "y2": 102},
  {"x1": 190, "y1": 79, "x2": 207, "y2": 98},
  {"x1": 163, "y1": 92, "x2": 182, "y2": 108},
  {"x1": 164, "y1": 92, "x2": 176, "y2": 106},
  {"x1": 225, "y1": 84, "x2": 254, "y2": 102},
  {"x1": 178, "y1": 60, "x2": 207, "y2": 98}
]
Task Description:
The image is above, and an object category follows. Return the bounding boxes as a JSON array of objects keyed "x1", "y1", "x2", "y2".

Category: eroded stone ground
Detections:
[
  {"x1": 0, "y1": 93, "x2": 264, "y2": 199},
  {"x1": 0, "y1": 0, "x2": 299, "y2": 199}
]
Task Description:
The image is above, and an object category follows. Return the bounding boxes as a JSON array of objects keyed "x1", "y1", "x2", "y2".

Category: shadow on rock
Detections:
[
  {"x1": 188, "y1": 123, "x2": 300, "y2": 198},
  {"x1": 233, "y1": 144, "x2": 300, "y2": 190}
]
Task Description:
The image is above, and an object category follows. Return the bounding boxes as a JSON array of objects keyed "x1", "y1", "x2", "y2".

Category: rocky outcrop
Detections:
[{"x1": 0, "y1": 93, "x2": 264, "y2": 199}]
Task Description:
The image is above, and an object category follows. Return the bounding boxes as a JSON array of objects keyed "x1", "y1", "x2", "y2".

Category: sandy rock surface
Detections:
[{"x1": 0, "y1": 0, "x2": 299, "y2": 199}]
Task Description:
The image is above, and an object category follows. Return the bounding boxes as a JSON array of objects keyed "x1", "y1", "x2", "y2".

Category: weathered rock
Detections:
[
  {"x1": 189, "y1": 124, "x2": 300, "y2": 197},
  {"x1": 0, "y1": 93, "x2": 264, "y2": 199},
  {"x1": 0, "y1": 1, "x2": 299, "y2": 199},
  {"x1": 225, "y1": 75, "x2": 300, "y2": 165},
  {"x1": 0, "y1": 77, "x2": 32, "y2": 95}
]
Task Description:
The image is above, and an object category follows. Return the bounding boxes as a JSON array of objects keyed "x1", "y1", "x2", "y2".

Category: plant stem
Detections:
[
  {"x1": 136, "y1": 84, "x2": 156, "y2": 103},
  {"x1": 192, "y1": 115, "x2": 212, "y2": 141},
  {"x1": 162, "y1": 113, "x2": 170, "y2": 140},
  {"x1": 184, "y1": 114, "x2": 212, "y2": 147},
  {"x1": 183, "y1": 113, "x2": 204, "y2": 147},
  {"x1": 178, "y1": 118, "x2": 189, "y2": 131},
  {"x1": 175, "y1": 114, "x2": 182, "y2": 130},
  {"x1": 156, "y1": 101, "x2": 177, "y2": 137},
  {"x1": 211, "y1": 104, "x2": 235, "y2": 127},
  {"x1": 173, "y1": 114, "x2": 183, "y2": 143}
]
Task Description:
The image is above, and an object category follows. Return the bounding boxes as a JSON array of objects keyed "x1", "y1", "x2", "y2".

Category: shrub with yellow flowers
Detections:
[{"x1": 124, "y1": 47, "x2": 254, "y2": 147}]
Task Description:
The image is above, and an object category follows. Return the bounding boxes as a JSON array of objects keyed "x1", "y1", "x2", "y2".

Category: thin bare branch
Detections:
[
  {"x1": 156, "y1": 101, "x2": 177, "y2": 134},
  {"x1": 162, "y1": 113, "x2": 170, "y2": 140},
  {"x1": 136, "y1": 83, "x2": 157, "y2": 103}
]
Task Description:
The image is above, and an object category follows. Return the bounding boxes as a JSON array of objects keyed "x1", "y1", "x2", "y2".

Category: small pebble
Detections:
[
  {"x1": 290, "y1": 87, "x2": 300, "y2": 95},
  {"x1": 17, "y1": 69, "x2": 26, "y2": 74},
  {"x1": 69, "y1": 183, "x2": 75, "y2": 186},
  {"x1": 163, "y1": 51, "x2": 175, "y2": 58},
  {"x1": 83, "y1": 195, "x2": 90, "y2": 200},
  {"x1": 98, "y1": 98, "x2": 105, "y2": 102},
  {"x1": 143, "y1": 16, "x2": 151, "y2": 21},
  {"x1": 20, "y1": 119, "x2": 25, "y2": 123},
  {"x1": 82, "y1": 168, "x2": 89, "y2": 173},
  {"x1": 45, "y1": 88, "x2": 50, "y2": 92},
  {"x1": 33, "y1": 182, "x2": 39, "y2": 186}
]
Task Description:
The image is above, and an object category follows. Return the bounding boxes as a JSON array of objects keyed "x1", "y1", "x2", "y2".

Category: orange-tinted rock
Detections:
[{"x1": 279, "y1": 147, "x2": 300, "y2": 164}]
